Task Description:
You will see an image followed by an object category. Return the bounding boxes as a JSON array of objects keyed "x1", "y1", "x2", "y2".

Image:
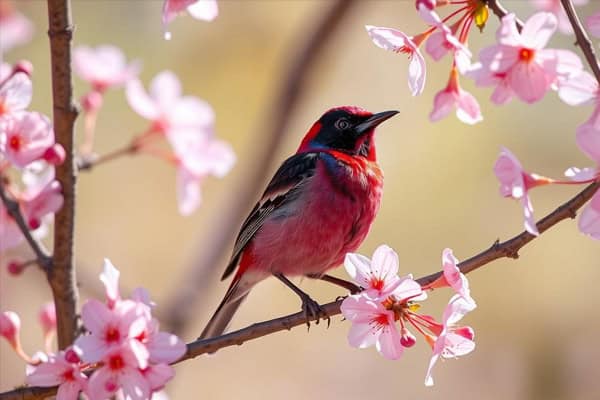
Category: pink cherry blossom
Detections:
[
  {"x1": 0, "y1": 202, "x2": 23, "y2": 251},
  {"x1": 430, "y1": 68, "x2": 483, "y2": 125},
  {"x1": 162, "y1": 0, "x2": 219, "y2": 39},
  {"x1": 0, "y1": 310, "x2": 20, "y2": 348},
  {"x1": 0, "y1": 2, "x2": 34, "y2": 54},
  {"x1": 441, "y1": 248, "x2": 476, "y2": 306},
  {"x1": 425, "y1": 26, "x2": 472, "y2": 74},
  {"x1": 26, "y1": 349, "x2": 87, "y2": 400},
  {"x1": 21, "y1": 170, "x2": 64, "y2": 230},
  {"x1": 425, "y1": 294, "x2": 476, "y2": 386},
  {"x1": 38, "y1": 302, "x2": 57, "y2": 337},
  {"x1": 73, "y1": 45, "x2": 140, "y2": 92},
  {"x1": 530, "y1": 0, "x2": 588, "y2": 34},
  {"x1": 0, "y1": 72, "x2": 32, "y2": 118},
  {"x1": 137, "y1": 319, "x2": 186, "y2": 364},
  {"x1": 340, "y1": 294, "x2": 404, "y2": 360},
  {"x1": 493, "y1": 147, "x2": 553, "y2": 235},
  {"x1": 0, "y1": 111, "x2": 55, "y2": 168},
  {"x1": 100, "y1": 258, "x2": 121, "y2": 308},
  {"x1": 587, "y1": 11, "x2": 600, "y2": 38},
  {"x1": 472, "y1": 12, "x2": 582, "y2": 104},
  {"x1": 141, "y1": 364, "x2": 175, "y2": 393},
  {"x1": 74, "y1": 299, "x2": 150, "y2": 363},
  {"x1": 578, "y1": 190, "x2": 600, "y2": 239},
  {"x1": 365, "y1": 25, "x2": 426, "y2": 96},
  {"x1": 344, "y1": 244, "x2": 404, "y2": 300},
  {"x1": 126, "y1": 70, "x2": 235, "y2": 215},
  {"x1": 86, "y1": 340, "x2": 150, "y2": 400}
]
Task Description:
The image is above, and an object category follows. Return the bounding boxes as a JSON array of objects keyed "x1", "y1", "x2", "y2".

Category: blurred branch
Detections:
[
  {"x1": 0, "y1": 179, "x2": 52, "y2": 270},
  {"x1": 560, "y1": 0, "x2": 600, "y2": 83},
  {"x1": 47, "y1": 0, "x2": 80, "y2": 349},
  {"x1": 8, "y1": 181, "x2": 597, "y2": 400},
  {"x1": 162, "y1": 0, "x2": 359, "y2": 334},
  {"x1": 77, "y1": 143, "x2": 137, "y2": 171},
  {"x1": 483, "y1": 0, "x2": 523, "y2": 31}
]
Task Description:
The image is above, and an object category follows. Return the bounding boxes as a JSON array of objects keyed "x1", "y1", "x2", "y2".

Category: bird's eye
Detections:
[{"x1": 335, "y1": 118, "x2": 351, "y2": 130}]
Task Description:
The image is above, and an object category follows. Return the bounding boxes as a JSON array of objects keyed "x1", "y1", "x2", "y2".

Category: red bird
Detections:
[{"x1": 199, "y1": 106, "x2": 398, "y2": 339}]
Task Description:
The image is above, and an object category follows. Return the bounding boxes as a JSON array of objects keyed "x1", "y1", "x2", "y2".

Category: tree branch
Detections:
[
  {"x1": 483, "y1": 0, "x2": 524, "y2": 31},
  {"x1": 5, "y1": 181, "x2": 596, "y2": 400},
  {"x1": 0, "y1": 180, "x2": 52, "y2": 271},
  {"x1": 46, "y1": 0, "x2": 80, "y2": 350},
  {"x1": 162, "y1": 0, "x2": 359, "y2": 334},
  {"x1": 560, "y1": 0, "x2": 600, "y2": 83}
]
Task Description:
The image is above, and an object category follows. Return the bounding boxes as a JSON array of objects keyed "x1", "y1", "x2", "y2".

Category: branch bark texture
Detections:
[{"x1": 46, "y1": 0, "x2": 80, "y2": 349}]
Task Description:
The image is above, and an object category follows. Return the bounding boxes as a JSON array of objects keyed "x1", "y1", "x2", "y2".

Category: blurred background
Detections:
[{"x1": 1, "y1": 1, "x2": 599, "y2": 399}]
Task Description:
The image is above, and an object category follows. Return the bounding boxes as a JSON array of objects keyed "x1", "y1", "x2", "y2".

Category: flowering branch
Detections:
[
  {"x1": 0, "y1": 181, "x2": 52, "y2": 270},
  {"x1": 4, "y1": 179, "x2": 597, "y2": 400},
  {"x1": 162, "y1": 0, "x2": 359, "y2": 334},
  {"x1": 46, "y1": 0, "x2": 80, "y2": 350},
  {"x1": 483, "y1": 0, "x2": 524, "y2": 31},
  {"x1": 560, "y1": 0, "x2": 600, "y2": 82}
]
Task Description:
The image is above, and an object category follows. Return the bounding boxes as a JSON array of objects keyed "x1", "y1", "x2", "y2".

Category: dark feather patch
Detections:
[{"x1": 221, "y1": 152, "x2": 320, "y2": 280}]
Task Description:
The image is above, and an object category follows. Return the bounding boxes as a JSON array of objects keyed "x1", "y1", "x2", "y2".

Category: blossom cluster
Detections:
[
  {"x1": 1, "y1": 260, "x2": 188, "y2": 400},
  {"x1": 341, "y1": 245, "x2": 477, "y2": 386}
]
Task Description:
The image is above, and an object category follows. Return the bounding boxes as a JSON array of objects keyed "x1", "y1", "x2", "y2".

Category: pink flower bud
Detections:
[
  {"x1": 81, "y1": 90, "x2": 103, "y2": 113},
  {"x1": 43, "y1": 144, "x2": 66, "y2": 165},
  {"x1": 1, "y1": 311, "x2": 21, "y2": 348},
  {"x1": 28, "y1": 217, "x2": 41, "y2": 230},
  {"x1": 64, "y1": 347, "x2": 81, "y2": 364},
  {"x1": 415, "y1": 0, "x2": 436, "y2": 11},
  {"x1": 7, "y1": 260, "x2": 24, "y2": 276},
  {"x1": 13, "y1": 60, "x2": 33, "y2": 77},
  {"x1": 453, "y1": 326, "x2": 475, "y2": 341},
  {"x1": 400, "y1": 328, "x2": 417, "y2": 348},
  {"x1": 38, "y1": 302, "x2": 57, "y2": 335}
]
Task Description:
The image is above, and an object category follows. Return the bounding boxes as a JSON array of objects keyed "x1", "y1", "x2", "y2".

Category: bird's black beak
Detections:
[{"x1": 354, "y1": 110, "x2": 399, "y2": 135}]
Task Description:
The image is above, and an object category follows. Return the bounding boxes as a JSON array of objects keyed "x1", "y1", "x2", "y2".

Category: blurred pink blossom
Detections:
[
  {"x1": 73, "y1": 45, "x2": 140, "y2": 92},
  {"x1": 430, "y1": 68, "x2": 482, "y2": 125},
  {"x1": 162, "y1": 0, "x2": 218, "y2": 39},
  {"x1": 425, "y1": 295, "x2": 476, "y2": 386},
  {"x1": 26, "y1": 349, "x2": 88, "y2": 400},
  {"x1": 365, "y1": 25, "x2": 426, "y2": 96},
  {"x1": 493, "y1": 147, "x2": 554, "y2": 235},
  {"x1": 579, "y1": 190, "x2": 600, "y2": 239},
  {"x1": 530, "y1": 0, "x2": 588, "y2": 34},
  {"x1": 587, "y1": 10, "x2": 600, "y2": 38},
  {"x1": 471, "y1": 12, "x2": 582, "y2": 104},
  {"x1": 126, "y1": 70, "x2": 235, "y2": 215},
  {"x1": 38, "y1": 302, "x2": 57, "y2": 337},
  {"x1": 0, "y1": 1, "x2": 34, "y2": 54},
  {"x1": 0, "y1": 310, "x2": 20, "y2": 349},
  {"x1": 0, "y1": 112, "x2": 55, "y2": 168},
  {"x1": 0, "y1": 72, "x2": 32, "y2": 119}
]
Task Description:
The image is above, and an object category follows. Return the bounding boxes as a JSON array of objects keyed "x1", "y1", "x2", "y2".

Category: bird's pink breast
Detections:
[{"x1": 249, "y1": 155, "x2": 383, "y2": 277}]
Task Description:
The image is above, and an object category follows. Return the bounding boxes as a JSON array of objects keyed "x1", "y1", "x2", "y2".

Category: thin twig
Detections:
[
  {"x1": 47, "y1": 0, "x2": 80, "y2": 350},
  {"x1": 77, "y1": 143, "x2": 138, "y2": 171},
  {"x1": 0, "y1": 180, "x2": 52, "y2": 270},
  {"x1": 484, "y1": 0, "x2": 524, "y2": 31},
  {"x1": 162, "y1": 0, "x2": 359, "y2": 335},
  {"x1": 5, "y1": 181, "x2": 597, "y2": 400},
  {"x1": 560, "y1": 0, "x2": 600, "y2": 83}
]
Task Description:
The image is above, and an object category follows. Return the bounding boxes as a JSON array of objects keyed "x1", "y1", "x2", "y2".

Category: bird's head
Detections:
[{"x1": 297, "y1": 106, "x2": 398, "y2": 161}]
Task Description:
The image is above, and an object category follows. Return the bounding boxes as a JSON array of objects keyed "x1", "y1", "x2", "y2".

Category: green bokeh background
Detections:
[{"x1": 1, "y1": 1, "x2": 599, "y2": 399}]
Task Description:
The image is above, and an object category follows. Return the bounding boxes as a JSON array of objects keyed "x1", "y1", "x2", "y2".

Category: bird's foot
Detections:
[{"x1": 300, "y1": 293, "x2": 330, "y2": 330}]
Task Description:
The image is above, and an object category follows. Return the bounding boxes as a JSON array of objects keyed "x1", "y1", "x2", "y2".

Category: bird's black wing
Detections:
[{"x1": 221, "y1": 152, "x2": 321, "y2": 280}]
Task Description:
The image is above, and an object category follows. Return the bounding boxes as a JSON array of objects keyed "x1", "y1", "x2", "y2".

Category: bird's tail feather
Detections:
[{"x1": 198, "y1": 278, "x2": 249, "y2": 341}]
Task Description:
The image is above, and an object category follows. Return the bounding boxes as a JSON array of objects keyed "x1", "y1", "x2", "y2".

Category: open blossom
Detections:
[
  {"x1": 531, "y1": 0, "x2": 588, "y2": 34},
  {"x1": 344, "y1": 244, "x2": 405, "y2": 299},
  {"x1": 366, "y1": 25, "x2": 426, "y2": 96},
  {"x1": 471, "y1": 12, "x2": 582, "y2": 104},
  {"x1": 425, "y1": 26, "x2": 471, "y2": 74},
  {"x1": 425, "y1": 295, "x2": 476, "y2": 386},
  {"x1": 162, "y1": 0, "x2": 218, "y2": 39},
  {"x1": 430, "y1": 68, "x2": 482, "y2": 125},
  {"x1": 126, "y1": 70, "x2": 235, "y2": 215},
  {"x1": 73, "y1": 45, "x2": 140, "y2": 92},
  {"x1": 0, "y1": 111, "x2": 56, "y2": 168},
  {"x1": 587, "y1": 11, "x2": 600, "y2": 38},
  {"x1": 493, "y1": 147, "x2": 554, "y2": 235},
  {"x1": 0, "y1": 1, "x2": 34, "y2": 54},
  {"x1": 0, "y1": 72, "x2": 32, "y2": 119},
  {"x1": 27, "y1": 349, "x2": 87, "y2": 400}
]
